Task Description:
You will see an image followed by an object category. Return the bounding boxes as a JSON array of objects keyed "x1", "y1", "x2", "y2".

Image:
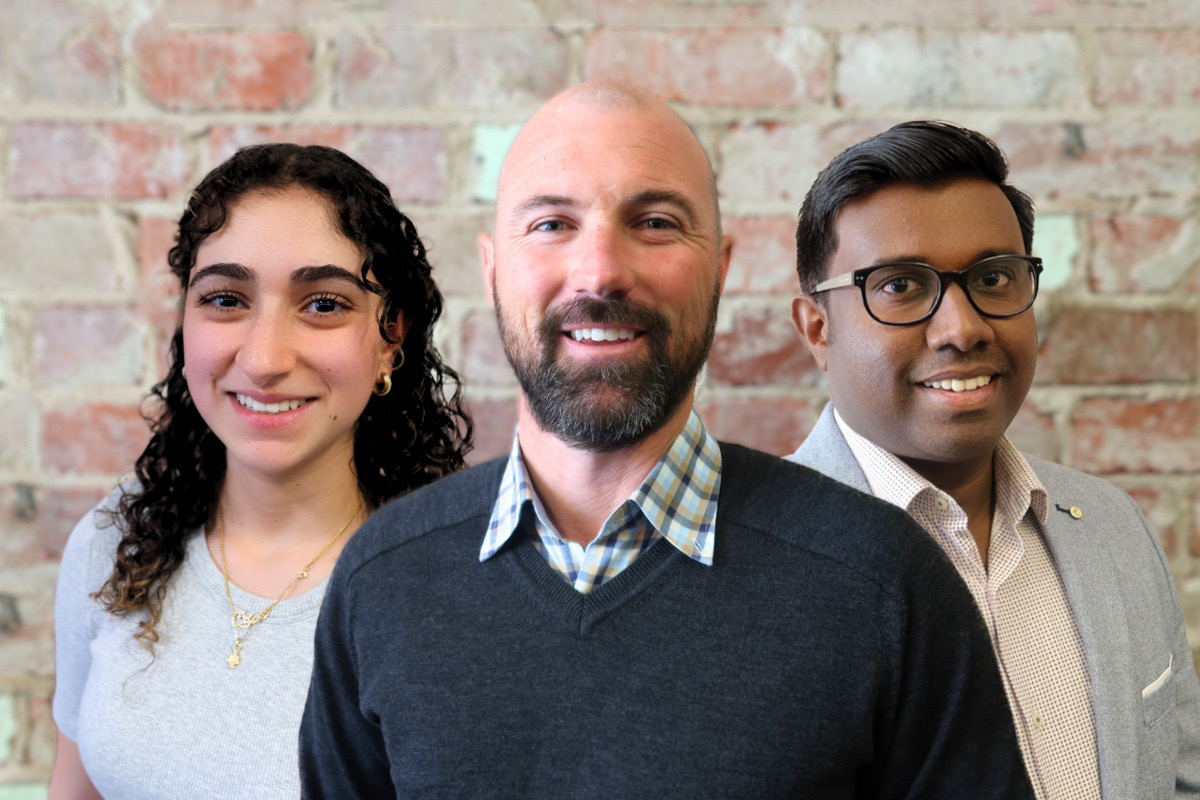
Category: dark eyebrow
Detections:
[
  {"x1": 291, "y1": 265, "x2": 371, "y2": 292},
  {"x1": 511, "y1": 194, "x2": 580, "y2": 217},
  {"x1": 189, "y1": 262, "x2": 252, "y2": 288},
  {"x1": 188, "y1": 263, "x2": 370, "y2": 292},
  {"x1": 868, "y1": 249, "x2": 1022, "y2": 269}
]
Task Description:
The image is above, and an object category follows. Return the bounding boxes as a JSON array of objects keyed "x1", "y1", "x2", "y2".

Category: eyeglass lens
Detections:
[{"x1": 863, "y1": 258, "x2": 1037, "y2": 324}]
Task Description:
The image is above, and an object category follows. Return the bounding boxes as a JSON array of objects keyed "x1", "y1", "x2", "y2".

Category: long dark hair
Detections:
[{"x1": 95, "y1": 143, "x2": 472, "y2": 648}]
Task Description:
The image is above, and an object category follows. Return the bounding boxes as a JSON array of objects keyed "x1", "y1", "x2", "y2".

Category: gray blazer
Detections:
[{"x1": 788, "y1": 404, "x2": 1200, "y2": 799}]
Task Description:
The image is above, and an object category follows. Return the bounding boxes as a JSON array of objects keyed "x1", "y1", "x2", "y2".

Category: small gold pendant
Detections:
[{"x1": 227, "y1": 639, "x2": 243, "y2": 668}]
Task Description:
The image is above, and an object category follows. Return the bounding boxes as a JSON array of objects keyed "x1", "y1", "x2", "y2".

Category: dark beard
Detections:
[{"x1": 496, "y1": 293, "x2": 718, "y2": 452}]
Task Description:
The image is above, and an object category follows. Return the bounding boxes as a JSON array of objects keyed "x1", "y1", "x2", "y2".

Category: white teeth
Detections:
[
  {"x1": 923, "y1": 376, "x2": 993, "y2": 393},
  {"x1": 236, "y1": 393, "x2": 304, "y2": 414},
  {"x1": 570, "y1": 328, "x2": 637, "y2": 342}
]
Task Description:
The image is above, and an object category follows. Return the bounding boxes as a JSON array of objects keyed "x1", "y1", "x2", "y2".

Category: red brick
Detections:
[
  {"x1": 42, "y1": 403, "x2": 149, "y2": 476},
  {"x1": 464, "y1": 397, "x2": 519, "y2": 465},
  {"x1": 138, "y1": 216, "x2": 183, "y2": 328},
  {"x1": 837, "y1": 30, "x2": 1084, "y2": 109},
  {"x1": 1071, "y1": 397, "x2": 1200, "y2": 474},
  {"x1": 694, "y1": 396, "x2": 813, "y2": 457},
  {"x1": 585, "y1": 27, "x2": 829, "y2": 107},
  {"x1": 1036, "y1": 308, "x2": 1197, "y2": 385},
  {"x1": 35, "y1": 305, "x2": 143, "y2": 388},
  {"x1": 0, "y1": 212, "x2": 121, "y2": 292},
  {"x1": 1090, "y1": 215, "x2": 1200, "y2": 294},
  {"x1": 1192, "y1": 493, "x2": 1200, "y2": 558},
  {"x1": 10, "y1": 122, "x2": 190, "y2": 200},
  {"x1": 1095, "y1": 29, "x2": 1200, "y2": 106},
  {"x1": 707, "y1": 306, "x2": 820, "y2": 387},
  {"x1": 33, "y1": 486, "x2": 109, "y2": 559},
  {"x1": 722, "y1": 217, "x2": 801, "y2": 296},
  {"x1": 975, "y1": 0, "x2": 1199, "y2": 25},
  {"x1": 210, "y1": 125, "x2": 446, "y2": 205},
  {"x1": 2, "y1": 2, "x2": 120, "y2": 104},
  {"x1": 335, "y1": 28, "x2": 568, "y2": 109},
  {"x1": 406, "y1": 210, "x2": 492, "y2": 298},
  {"x1": 138, "y1": 29, "x2": 313, "y2": 111},
  {"x1": 460, "y1": 310, "x2": 518, "y2": 389},
  {"x1": 141, "y1": 0, "x2": 329, "y2": 25},
  {"x1": 1112, "y1": 482, "x2": 1181, "y2": 558},
  {"x1": 1007, "y1": 399, "x2": 1059, "y2": 463},
  {"x1": 995, "y1": 120, "x2": 1200, "y2": 201},
  {"x1": 719, "y1": 122, "x2": 823, "y2": 204}
]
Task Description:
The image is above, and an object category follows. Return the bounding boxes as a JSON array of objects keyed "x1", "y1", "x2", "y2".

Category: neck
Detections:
[
  {"x1": 903, "y1": 452, "x2": 997, "y2": 567},
  {"x1": 217, "y1": 456, "x2": 364, "y2": 544},
  {"x1": 515, "y1": 394, "x2": 694, "y2": 547}
]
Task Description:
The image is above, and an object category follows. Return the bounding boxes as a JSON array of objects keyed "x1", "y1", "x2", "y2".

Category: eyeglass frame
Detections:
[{"x1": 808, "y1": 254, "x2": 1044, "y2": 327}]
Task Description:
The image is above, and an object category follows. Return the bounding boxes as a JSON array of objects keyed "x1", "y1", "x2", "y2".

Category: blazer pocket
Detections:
[{"x1": 1142, "y1": 653, "x2": 1176, "y2": 726}]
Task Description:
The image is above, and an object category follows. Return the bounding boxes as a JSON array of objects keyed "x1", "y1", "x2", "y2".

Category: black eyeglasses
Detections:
[{"x1": 810, "y1": 254, "x2": 1043, "y2": 326}]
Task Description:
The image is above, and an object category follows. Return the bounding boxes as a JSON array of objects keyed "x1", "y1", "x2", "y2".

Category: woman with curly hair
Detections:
[{"x1": 49, "y1": 143, "x2": 471, "y2": 799}]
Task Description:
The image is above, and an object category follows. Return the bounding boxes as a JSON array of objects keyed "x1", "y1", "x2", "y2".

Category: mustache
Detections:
[{"x1": 540, "y1": 296, "x2": 670, "y2": 340}]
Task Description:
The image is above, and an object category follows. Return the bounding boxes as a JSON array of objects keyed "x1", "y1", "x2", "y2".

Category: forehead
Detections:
[
  {"x1": 830, "y1": 179, "x2": 1025, "y2": 269},
  {"x1": 195, "y1": 189, "x2": 361, "y2": 267},
  {"x1": 498, "y1": 104, "x2": 716, "y2": 221}
]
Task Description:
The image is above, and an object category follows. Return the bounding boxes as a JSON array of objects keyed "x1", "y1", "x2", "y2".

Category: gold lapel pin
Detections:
[{"x1": 1056, "y1": 503, "x2": 1083, "y2": 520}]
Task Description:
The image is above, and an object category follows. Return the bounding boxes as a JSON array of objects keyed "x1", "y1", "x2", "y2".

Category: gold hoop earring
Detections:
[
  {"x1": 373, "y1": 373, "x2": 392, "y2": 397},
  {"x1": 181, "y1": 365, "x2": 187, "y2": 379},
  {"x1": 396, "y1": 349, "x2": 405, "y2": 370}
]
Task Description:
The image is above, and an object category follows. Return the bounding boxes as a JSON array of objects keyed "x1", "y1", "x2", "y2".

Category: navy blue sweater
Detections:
[{"x1": 301, "y1": 443, "x2": 1033, "y2": 799}]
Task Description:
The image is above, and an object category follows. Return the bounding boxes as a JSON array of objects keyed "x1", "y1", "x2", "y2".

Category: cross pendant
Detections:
[{"x1": 227, "y1": 640, "x2": 242, "y2": 669}]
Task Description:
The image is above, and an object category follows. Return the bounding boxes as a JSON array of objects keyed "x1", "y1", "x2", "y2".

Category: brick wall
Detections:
[{"x1": 2, "y1": 0, "x2": 1200, "y2": 791}]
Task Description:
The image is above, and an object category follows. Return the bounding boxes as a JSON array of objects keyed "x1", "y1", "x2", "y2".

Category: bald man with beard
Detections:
[{"x1": 299, "y1": 81, "x2": 1034, "y2": 800}]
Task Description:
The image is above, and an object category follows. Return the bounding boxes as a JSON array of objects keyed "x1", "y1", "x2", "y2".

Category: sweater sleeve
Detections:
[
  {"x1": 52, "y1": 497, "x2": 117, "y2": 742},
  {"x1": 300, "y1": 553, "x2": 396, "y2": 800},
  {"x1": 871, "y1": 539, "x2": 1036, "y2": 800}
]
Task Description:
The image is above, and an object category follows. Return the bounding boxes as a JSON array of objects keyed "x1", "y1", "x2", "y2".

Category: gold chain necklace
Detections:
[{"x1": 218, "y1": 496, "x2": 365, "y2": 669}]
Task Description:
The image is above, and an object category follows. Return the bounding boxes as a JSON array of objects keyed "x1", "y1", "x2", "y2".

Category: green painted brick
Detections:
[
  {"x1": 1033, "y1": 213, "x2": 1078, "y2": 292},
  {"x1": 472, "y1": 123, "x2": 522, "y2": 203},
  {"x1": 0, "y1": 782, "x2": 49, "y2": 800}
]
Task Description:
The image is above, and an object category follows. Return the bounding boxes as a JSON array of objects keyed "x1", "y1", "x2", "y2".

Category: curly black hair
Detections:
[{"x1": 95, "y1": 143, "x2": 472, "y2": 648}]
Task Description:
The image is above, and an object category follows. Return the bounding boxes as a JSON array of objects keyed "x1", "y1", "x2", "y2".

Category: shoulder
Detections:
[
  {"x1": 60, "y1": 485, "x2": 131, "y2": 592},
  {"x1": 337, "y1": 459, "x2": 506, "y2": 576},
  {"x1": 717, "y1": 443, "x2": 957, "y2": 595}
]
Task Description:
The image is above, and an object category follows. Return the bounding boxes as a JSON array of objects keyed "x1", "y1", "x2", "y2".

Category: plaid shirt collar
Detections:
[
  {"x1": 833, "y1": 407, "x2": 1048, "y2": 528},
  {"x1": 480, "y1": 409, "x2": 722, "y2": 567}
]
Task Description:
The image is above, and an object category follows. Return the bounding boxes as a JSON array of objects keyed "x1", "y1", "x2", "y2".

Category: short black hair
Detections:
[{"x1": 795, "y1": 120, "x2": 1035, "y2": 293}]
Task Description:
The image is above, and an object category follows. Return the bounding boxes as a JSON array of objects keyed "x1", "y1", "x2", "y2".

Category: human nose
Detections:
[
  {"x1": 234, "y1": 310, "x2": 295, "y2": 384},
  {"x1": 925, "y1": 280, "x2": 995, "y2": 352},
  {"x1": 567, "y1": 222, "x2": 636, "y2": 299}
]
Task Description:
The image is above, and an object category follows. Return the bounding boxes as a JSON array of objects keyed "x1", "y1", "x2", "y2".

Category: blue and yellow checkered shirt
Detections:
[{"x1": 480, "y1": 409, "x2": 722, "y2": 594}]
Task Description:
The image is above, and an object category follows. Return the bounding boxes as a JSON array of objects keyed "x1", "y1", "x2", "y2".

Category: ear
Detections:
[
  {"x1": 792, "y1": 294, "x2": 830, "y2": 372},
  {"x1": 479, "y1": 231, "x2": 496, "y2": 308},
  {"x1": 380, "y1": 315, "x2": 410, "y2": 372},
  {"x1": 715, "y1": 233, "x2": 733, "y2": 295}
]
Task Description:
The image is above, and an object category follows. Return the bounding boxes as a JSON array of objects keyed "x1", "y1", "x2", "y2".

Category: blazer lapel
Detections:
[
  {"x1": 1033, "y1": 463, "x2": 1135, "y2": 800},
  {"x1": 787, "y1": 404, "x2": 872, "y2": 494}
]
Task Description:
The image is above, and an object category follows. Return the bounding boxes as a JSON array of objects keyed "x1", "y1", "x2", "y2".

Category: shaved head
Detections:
[{"x1": 496, "y1": 80, "x2": 722, "y2": 238}]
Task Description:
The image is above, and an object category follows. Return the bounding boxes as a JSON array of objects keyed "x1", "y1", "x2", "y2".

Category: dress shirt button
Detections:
[
  {"x1": 935, "y1": 497, "x2": 949, "y2": 510},
  {"x1": 1031, "y1": 711, "x2": 1045, "y2": 730}
]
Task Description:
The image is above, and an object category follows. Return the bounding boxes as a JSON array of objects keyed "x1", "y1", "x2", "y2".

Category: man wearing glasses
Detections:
[{"x1": 788, "y1": 120, "x2": 1200, "y2": 800}]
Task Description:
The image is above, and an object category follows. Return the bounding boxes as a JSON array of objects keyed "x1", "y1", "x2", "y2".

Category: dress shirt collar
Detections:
[
  {"x1": 833, "y1": 406, "x2": 1048, "y2": 528},
  {"x1": 480, "y1": 409, "x2": 722, "y2": 566}
]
